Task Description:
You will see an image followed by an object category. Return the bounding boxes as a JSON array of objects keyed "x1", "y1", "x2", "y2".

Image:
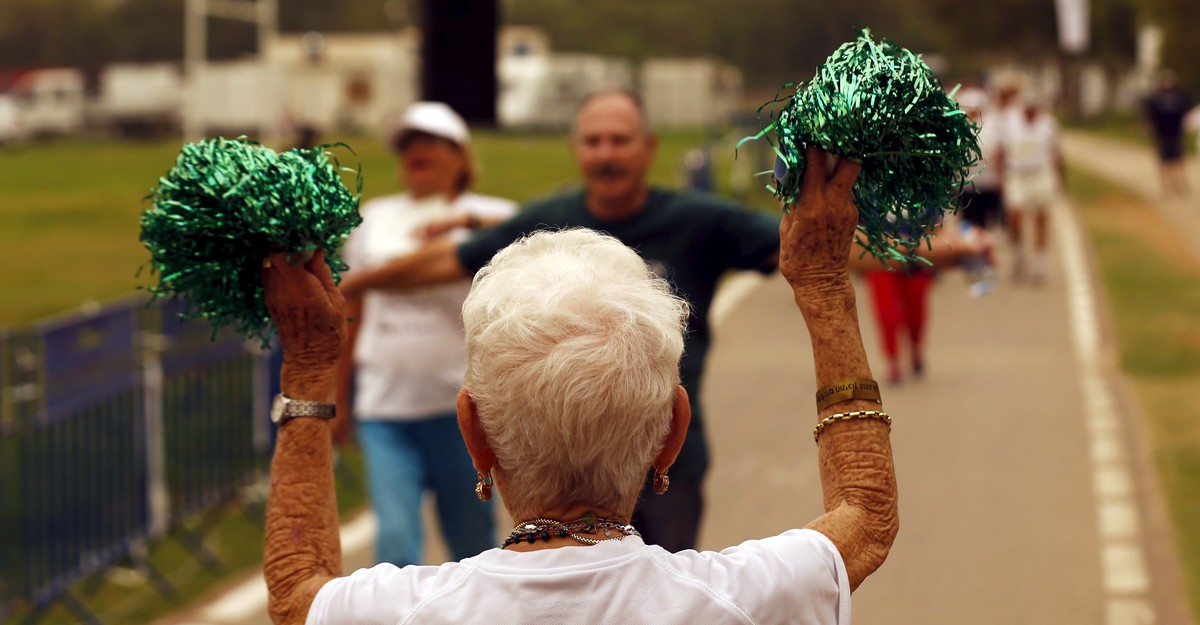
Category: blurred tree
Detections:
[
  {"x1": 913, "y1": 0, "x2": 1059, "y2": 63},
  {"x1": 3, "y1": 0, "x2": 1182, "y2": 93},
  {"x1": 103, "y1": 0, "x2": 185, "y2": 62},
  {"x1": 1070, "y1": 0, "x2": 1143, "y2": 113},
  {"x1": 1091, "y1": 0, "x2": 1141, "y2": 66},
  {"x1": 104, "y1": 0, "x2": 256, "y2": 63},
  {"x1": 501, "y1": 0, "x2": 948, "y2": 88},
  {"x1": 1146, "y1": 0, "x2": 1200, "y2": 92},
  {"x1": 501, "y1": 0, "x2": 1156, "y2": 91},
  {"x1": 278, "y1": 0, "x2": 398, "y2": 32},
  {"x1": 0, "y1": 0, "x2": 109, "y2": 74},
  {"x1": 0, "y1": 0, "x2": 404, "y2": 70}
]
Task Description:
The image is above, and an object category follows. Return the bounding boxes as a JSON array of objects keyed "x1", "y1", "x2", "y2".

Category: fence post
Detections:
[
  {"x1": 5, "y1": 330, "x2": 42, "y2": 608},
  {"x1": 140, "y1": 329, "x2": 170, "y2": 540},
  {"x1": 249, "y1": 341, "x2": 271, "y2": 458},
  {"x1": 1, "y1": 328, "x2": 10, "y2": 427}
]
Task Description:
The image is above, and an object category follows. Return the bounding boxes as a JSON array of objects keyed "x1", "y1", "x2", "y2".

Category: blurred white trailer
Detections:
[
  {"x1": 4, "y1": 68, "x2": 86, "y2": 137},
  {"x1": 90, "y1": 63, "x2": 183, "y2": 136},
  {"x1": 264, "y1": 31, "x2": 420, "y2": 138},
  {"x1": 498, "y1": 52, "x2": 634, "y2": 129},
  {"x1": 187, "y1": 59, "x2": 284, "y2": 137},
  {"x1": 641, "y1": 58, "x2": 743, "y2": 129},
  {"x1": 0, "y1": 94, "x2": 25, "y2": 145}
]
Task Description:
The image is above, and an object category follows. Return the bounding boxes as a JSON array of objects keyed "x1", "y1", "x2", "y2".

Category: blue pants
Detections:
[{"x1": 357, "y1": 413, "x2": 495, "y2": 566}]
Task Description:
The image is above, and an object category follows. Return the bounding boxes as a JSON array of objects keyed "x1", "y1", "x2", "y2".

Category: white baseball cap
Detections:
[{"x1": 390, "y1": 101, "x2": 470, "y2": 149}]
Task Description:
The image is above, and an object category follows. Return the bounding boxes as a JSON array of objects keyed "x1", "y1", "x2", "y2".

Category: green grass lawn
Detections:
[
  {"x1": 1067, "y1": 110, "x2": 1152, "y2": 146},
  {"x1": 0, "y1": 128, "x2": 765, "y2": 326},
  {"x1": 1067, "y1": 167, "x2": 1200, "y2": 622}
]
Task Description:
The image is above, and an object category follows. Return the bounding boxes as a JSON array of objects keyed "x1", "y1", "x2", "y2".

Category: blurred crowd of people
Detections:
[
  {"x1": 855, "y1": 73, "x2": 1065, "y2": 386},
  {"x1": 857, "y1": 67, "x2": 1195, "y2": 388},
  {"x1": 957, "y1": 74, "x2": 1065, "y2": 286}
]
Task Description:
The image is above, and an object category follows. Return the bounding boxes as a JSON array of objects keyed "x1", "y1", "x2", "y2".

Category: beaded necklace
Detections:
[{"x1": 502, "y1": 511, "x2": 640, "y2": 548}]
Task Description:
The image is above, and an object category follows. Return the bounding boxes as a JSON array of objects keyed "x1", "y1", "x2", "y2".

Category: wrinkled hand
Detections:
[
  {"x1": 262, "y1": 250, "x2": 347, "y2": 370},
  {"x1": 779, "y1": 146, "x2": 862, "y2": 297}
]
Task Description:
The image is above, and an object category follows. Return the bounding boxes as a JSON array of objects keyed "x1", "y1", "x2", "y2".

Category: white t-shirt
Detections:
[
  {"x1": 341, "y1": 192, "x2": 517, "y2": 420},
  {"x1": 306, "y1": 529, "x2": 851, "y2": 625},
  {"x1": 1004, "y1": 111, "x2": 1060, "y2": 177},
  {"x1": 969, "y1": 107, "x2": 1007, "y2": 190}
]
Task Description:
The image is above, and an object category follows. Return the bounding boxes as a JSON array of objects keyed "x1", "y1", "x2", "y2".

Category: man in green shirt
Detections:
[{"x1": 341, "y1": 89, "x2": 780, "y2": 551}]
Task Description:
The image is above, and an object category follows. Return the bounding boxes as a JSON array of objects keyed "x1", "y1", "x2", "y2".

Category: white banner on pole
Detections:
[{"x1": 1055, "y1": 0, "x2": 1090, "y2": 54}]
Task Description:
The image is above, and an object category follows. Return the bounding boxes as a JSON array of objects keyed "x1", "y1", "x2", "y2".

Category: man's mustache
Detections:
[{"x1": 590, "y1": 163, "x2": 627, "y2": 178}]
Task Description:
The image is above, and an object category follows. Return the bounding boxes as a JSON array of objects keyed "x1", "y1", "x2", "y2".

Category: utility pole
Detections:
[
  {"x1": 183, "y1": 0, "x2": 207, "y2": 141},
  {"x1": 1055, "y1": 0, "x2": 1090, "y2": 120}
]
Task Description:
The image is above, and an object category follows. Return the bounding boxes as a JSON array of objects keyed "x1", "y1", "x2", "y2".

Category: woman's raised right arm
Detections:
[{"x1": 779, "y1": 147, "x2": 898, "y2": 591}]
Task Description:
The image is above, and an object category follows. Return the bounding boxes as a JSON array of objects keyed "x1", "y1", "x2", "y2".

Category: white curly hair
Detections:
[{"x1": 461, "y1": 228, "x2": 688, "y2": 520}]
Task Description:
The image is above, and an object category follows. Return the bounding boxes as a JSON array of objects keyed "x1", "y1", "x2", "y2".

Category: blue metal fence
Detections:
[
  {"x1": 0, "y1": 297, "x2": 271, "y2": 623},
  {"x1": 1, "y1": 326, "x2": 17, "y2": 621},
  {"x1": 23, "y1": 303, "x2": 148, "y2": 609},
  {"x1": 158, "y1": 300, "x2": 265, "y2": 522}
]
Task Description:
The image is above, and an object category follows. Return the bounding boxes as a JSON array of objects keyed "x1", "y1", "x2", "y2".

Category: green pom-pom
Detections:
[
  {"x1": 744, "y1": 29, "x2": 982, "y2": 263},
  {"x1": 140, "y1": 137, "x2": 363, "y2": 345}
]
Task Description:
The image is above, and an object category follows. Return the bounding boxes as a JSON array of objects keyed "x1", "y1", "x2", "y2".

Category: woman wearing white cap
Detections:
[{"x1": 335, "y1": 101, "x2": 517, "y2": 567}]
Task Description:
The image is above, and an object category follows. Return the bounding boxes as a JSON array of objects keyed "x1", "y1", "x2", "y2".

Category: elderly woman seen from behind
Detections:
[{"x1": 261, "y1": 146, "x2": 897, "y2": 625}]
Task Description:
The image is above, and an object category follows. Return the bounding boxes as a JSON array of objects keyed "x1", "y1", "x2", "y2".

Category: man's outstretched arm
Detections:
[{"x1": 339, "y1": 237, "x2": 468, "y2": 298}]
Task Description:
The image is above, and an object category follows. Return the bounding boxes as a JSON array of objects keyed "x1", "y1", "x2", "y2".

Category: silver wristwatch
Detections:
[{"x1": 270, "y1": 393, "x2": 336, "y2": 425}]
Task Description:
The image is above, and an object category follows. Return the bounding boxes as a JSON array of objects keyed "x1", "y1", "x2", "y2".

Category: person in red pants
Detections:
[
  {"x1": 852, "y1": 217, "x2": 992, "y2": 385},
  {"x1": 863, "y1": 266, "x2": 934, "y2": 385}
]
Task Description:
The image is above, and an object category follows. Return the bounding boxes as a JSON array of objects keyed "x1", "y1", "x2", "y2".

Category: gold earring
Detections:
[
  {"x1": 652, "y1": 469, "x2": 670, "y2": 495},
  {"x1": 475, "y1": 471, "x2": 493, "y2": 502}
]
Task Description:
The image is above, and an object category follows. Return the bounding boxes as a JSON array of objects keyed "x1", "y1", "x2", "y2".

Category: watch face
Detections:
[{"x1": 270, "y1": 394, "x2": 287, "y2": 424}]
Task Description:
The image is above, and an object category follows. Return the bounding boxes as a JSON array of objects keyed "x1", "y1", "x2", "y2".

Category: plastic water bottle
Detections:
[{"x1": 959, "y1": 221, "x2": 996, "y2": 297}]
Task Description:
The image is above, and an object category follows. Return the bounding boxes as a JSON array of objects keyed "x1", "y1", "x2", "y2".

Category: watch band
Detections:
[
  {"x1": 272, "y1": 393, "x2": 337, "y2": 425},
  {"x1": 283, "y1": 399, "x2": 336, "y2": 419}
]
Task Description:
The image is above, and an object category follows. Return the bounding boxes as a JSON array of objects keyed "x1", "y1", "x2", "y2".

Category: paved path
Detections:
[{"x1": 167, "y1": 135, "x2": 1196, "y2": 625}]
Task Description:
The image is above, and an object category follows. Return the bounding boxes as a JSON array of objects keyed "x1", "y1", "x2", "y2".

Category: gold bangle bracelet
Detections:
[
  {"x1": 813, "y1": 410, "x2": 892, "y2": 443},
  {"x1": 815, "y1": 378, "x2": 882, "y2": 411}
]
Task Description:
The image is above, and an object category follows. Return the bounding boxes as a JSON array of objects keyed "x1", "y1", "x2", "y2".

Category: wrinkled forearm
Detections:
[
  {"x1": 795, "y1": 283, "x2": 899, "y2": 591},
  {"x1": 265, "y1": 372, "x2": 341, "y2": 625},
  {"x1": 806, "y1": 424, "x2": 897, "y2": 591}
]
